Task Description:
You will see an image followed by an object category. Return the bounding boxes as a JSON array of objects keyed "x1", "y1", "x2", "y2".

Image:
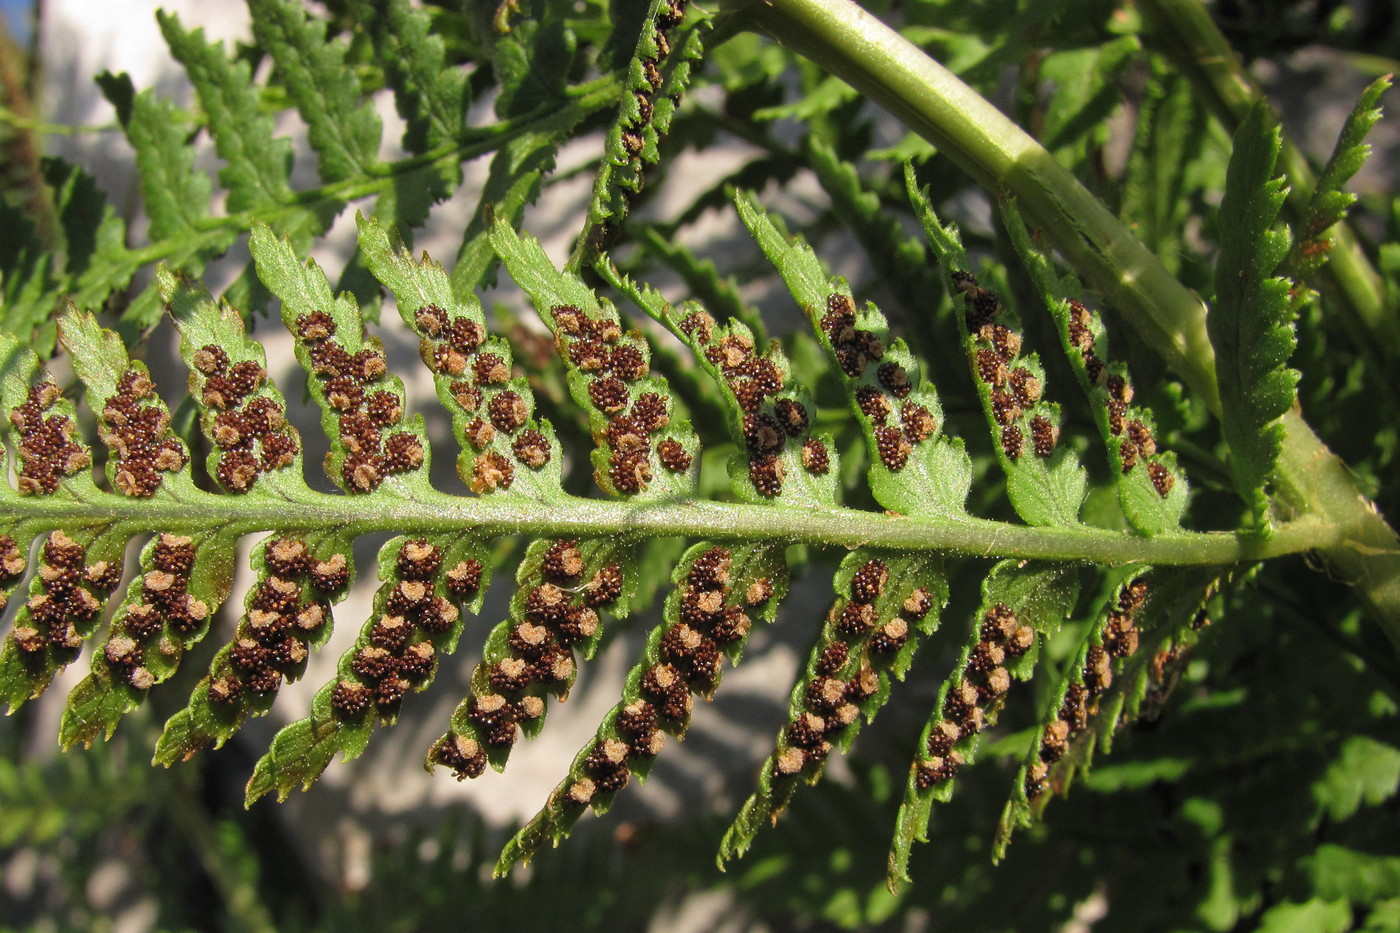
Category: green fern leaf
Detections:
[
  {"x1": 1209, "y1": 103, "x2": 1296, "y2": 531},
  {"x1": 906, "y1": 173, "x2": 1086, "y2": 526},
  {"x1": 247, "y1": 0, "x2": 383, "y2": 185},
  {"x1": 490, "y1": 220, "x2": 701, "y2": 499},
  {"x1": 721, "y1": 550, "x2": 946, "y2": 866},
  {"x1": 157, "y1": 11, "x2": 301, "y2": 220},
  {"x1": 40, "y1": 159, "x2": 139, "y2": 328},
  {"x1": 356, "y1": 0, "x2": 469, "y2": 155},
  {"x1": 994, "y1": 567, "x2": 1217, "y2": 855},
  {"x1": 449, "y1": 124, "x2": 577, "y2": 298},
  {"x1": 1291, "y1": 75, "x2": 1391, "y2": 280},
  {"x1": 735, "y1": 192, "x2": 972, "y2": 519},
  {"x1": 887, "y1": 559, "x2": 1077, "y2": 888},
  {"x1": 580, "y1": 0, "x2": 707, "y2": 260},
  {"x1": 498, "y1": 541, "x2": 789, "y2": 875},
  {"x1": 0, "y1": 198, "x2": 58, "y2": 350},
  {"x1": 1000, "y1": 197, "x2": 1189, "y2": 534}
]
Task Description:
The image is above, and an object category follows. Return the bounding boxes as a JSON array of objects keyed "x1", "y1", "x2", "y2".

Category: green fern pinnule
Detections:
[
  {"x1": 124, "y1": 89, "x2": 239, "y2": 328},
  {"x1": 0, "y1": 323, "x2": 117, "y2": 710},
  {"x1": 247, "y1": 533, "x2": 487, "y2": 803},
  {"x1": 905, "y1": 174, "x2": 1085, "y2": 527},
  {"x1": 490, "y1": 220, "x2": 701, "y2": 499},
  {"x1": 577, "y1": 0, "x2": 707, "y2": 265},
  {"x1": 248, "y1": 0, "x2": 382, "y2": 186},
  {"x1": 357, "y1": 0, "x2": 469, "y2": 157},
  {"x1": 721, "y1": 550, "x2": 946, "y2": 867},
  {"x1": 887, "y1": 559, "x2": 1077, "y2": 888},
  {"x1": 498, "y1": 541, "x2": 788, "y2": 876},
  {"x1": 998, "y1": 197, "x2": 1189, "y2": 535},
  {"x1": 994, "y1": 567, "x2": 1218, "y2": 857},
  {"x1": 157, "y1": 11, "x2": 301, "y2": 222},
  {"x1": 42, "y1": 158, "x2": 140, "y2": 339},
  {"x1": 358, "y1": 215, "x2": 565, "y2": 500},
  {"x1": 735, "y1": 192, "x2": 973, "y2": 519},
  {"x1": 34, "y1": 307, "x2": 221, "y2": 739},
  {"x1": 1290, "y1": 74, "x2": 1390, "y2": 282},
  {"x1": 1210, "y1": 103, "x2": 1296, "y2": 533}
]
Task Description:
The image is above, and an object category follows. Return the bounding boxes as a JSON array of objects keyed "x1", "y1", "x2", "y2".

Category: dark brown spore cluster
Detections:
[
  {"x1": 414, "y1": 303, "x2": 553, "y2": 493},
  {"x1": 0, "y1": 535, "x2": 26, "y2": 614},
  {"x1": 204, "y1": 538, "x2": 345, "y2": 706},
  {"x1": 325, "y1": 539, "x2": 473, "y2": 721},
  {"x1": 292, "y1": 311, "x2": 422, "y2": 493},
  {"x1": 678, "y1": 308, "x2": 827, "y2": 497},
  {"x1": 99, "y1": 368, "x2": 190, "y2": 496},
  {"x1": 431, "y1": 541, "x2": 622, "y2": 781},
  {"x1": 819, "y1": 294, "x2": 933, "y2": 473},
  {"x1": 550, "y1": 303, "x2": 689, "y2": 495},
  {"x1": 10, "y1": 381, "x2": 90, "y2": 494},
  {"x1": 1064, "y1": 300, "x2": 1175, "y2": 498},
  {"x1": 1024, "y1": 577, "x2": 1149, "y2": 800},
  {"x1": 10, "y1": 531, "x2": 120, "y2": 664},
  {"x1": 952, "y1": 272, "x2": 1060, "y2": 464},
  {"x1": 563, "y1": 545, "x2": 766, "y2": 804},
  {"x1": 100, "y1": 534, "x2": 204, "y2": 689},
  {"x1": 192, "y1": 344, "x2": 299, "y2": 494},
  {"x1": 913, "y1": 600, "x2": 1034, "y2": 790},
  {"x1": 771, "y1": 559, "x2": 931, "y2": 782}
]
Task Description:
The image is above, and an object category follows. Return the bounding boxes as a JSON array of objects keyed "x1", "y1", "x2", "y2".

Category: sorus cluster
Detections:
[
  {"x1": 820, "y1": 294, "x2": 934, "y2": 472},
  {"x1": 101, "y1": 534, "x2": 205, "y2": 690},
  {"x1": 191, "y1": 344, "x2": 299, "y2": 494},
  {"x1": 99, "y1": 368, "x2": 190, "y2": 496},
  {"x1": 292, "y1": 311, "x2": 423, "y2": 493},
  {"x1": 679, "y1": 308, "x2": 828, "y2": 497},
  {"x1": 563, "y1": 546, "x2": 769, "y2": 805},
  {"x1": 1024, "y1": 576, "x2": 1149, "y2": 800},
  {"x1": 431, "y1": 541, "x2": 622, "y2": 780},
  {"x1": 550, "y1": 303, "x2": 691, "y2": 495},
  {"x1": 413, "y1": 303, "x2": 552, "y2": 493},
  {"x1": 326, "y1": 539, "x2": 475, "y2": 720},
  {"x1": 10, "y1": 531, "x2": 121, "y2": 664},
  {"x1": 914, "y1": 600, "x2": 1033, "y2": 790},
  {"x1": 772, "y1": 559, "x2": 930, "y2": 781},
  {"x1": 206, "y1": 537, "x2": 346, "y2": 706},
  {"x1": 1064, "y1": 301, "x2": 1175, "y2": 498},
  {"x1": 0, "y1": 535, "x2": 26, "y2": 614},
  {"x1": 10, "y1": 381, "x2": 91, "y2": 494},
  {"x1": 951, "y1": 272, "x2": 1059, "y2": 463}
]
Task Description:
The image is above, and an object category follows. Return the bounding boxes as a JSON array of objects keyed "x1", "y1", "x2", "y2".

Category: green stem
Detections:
[
  {"x1": 1, "y1": 485, "x2": 1341, "y2": 567},
  {"x1": 718, "y1": 0, "x2": 1400, "y2": 646}
]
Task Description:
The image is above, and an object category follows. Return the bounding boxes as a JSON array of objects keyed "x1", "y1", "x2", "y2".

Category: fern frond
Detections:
[
  {"x1": 999, "y1": 196, "x2": 1189, "y2": 534},
  {"x1": 735, "y1": 192, "x2": 972, "y2": 518},
  {"x1": 578, "y1": 0, "x2": 706, "y2": 264},
  {"x1": 994, "y1": 567, "x2": 1219, "y2": 855},
  {"x1": 888, "y1": 559, "x2": 1078, "y2": 887},
  {"x1": 1210, "y1": 103, "x2": 1296, "y2": 532},
  {"x1": 1289, "y1": 75, "x2": 1391, "y2": 282},
  {"x1": 906, "y1": 176, "x2": 1086, "y2": 527},
  {"x1": 249, "y1": 0, "x2": 382, "y2": 185}
]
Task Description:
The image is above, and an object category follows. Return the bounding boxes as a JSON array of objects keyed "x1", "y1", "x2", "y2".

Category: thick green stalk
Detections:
[
  {"x1": 4, "y1": 487, "x2": 1334, "y2": 567},
  {"x1": 719, "y1": 0, "x2": 1400, "y2": 645}
]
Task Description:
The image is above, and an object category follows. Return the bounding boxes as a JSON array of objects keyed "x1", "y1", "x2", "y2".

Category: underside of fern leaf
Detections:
[{"x1": 3, "y1": 0, "x2": 1396, "y2": 904}]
